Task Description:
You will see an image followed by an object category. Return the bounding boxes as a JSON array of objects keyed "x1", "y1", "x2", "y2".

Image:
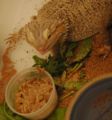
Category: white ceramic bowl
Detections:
[{"x1": 5, "y1": 67, "x2": 58, "y2": 120}]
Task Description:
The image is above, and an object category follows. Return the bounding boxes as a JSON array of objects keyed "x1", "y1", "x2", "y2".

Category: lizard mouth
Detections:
[{"x1": 37, "y1": 47, "x2": 49, "y2": 54}]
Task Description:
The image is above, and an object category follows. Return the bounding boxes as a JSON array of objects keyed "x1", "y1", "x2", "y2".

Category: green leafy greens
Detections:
[
  {"x1": 33, "y1": 38, "x2": 92, "y2": 77},
  {"x1": 0, "y1": 103, "x2": 26, "y2": 120},
  {"x1": 33, "y1": 55, "x2": 67, "y2": 76},
  {"x1": 46, "y1": 107, "x2": 66, "y2": 120},
  {"x1": 67, "y1": 38, "x2": 92, "y2": 63},
  {"x1": 63, "y1": 80, "x2": 88, "y2": 91}
]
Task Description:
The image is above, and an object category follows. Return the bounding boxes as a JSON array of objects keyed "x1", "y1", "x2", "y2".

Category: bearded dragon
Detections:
[{"x1": 10, "y1": 0, "x2": 112, "y2": 53}]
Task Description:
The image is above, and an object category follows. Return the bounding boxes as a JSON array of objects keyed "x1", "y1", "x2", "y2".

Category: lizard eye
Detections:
[{"x1": 43, "y1": 28, "x2": 51, "y2": 40}]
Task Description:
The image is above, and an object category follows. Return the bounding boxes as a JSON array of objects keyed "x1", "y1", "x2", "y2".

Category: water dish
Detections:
[{"x1": 66, "y1": 75, "x2": 112, "y2": 120}]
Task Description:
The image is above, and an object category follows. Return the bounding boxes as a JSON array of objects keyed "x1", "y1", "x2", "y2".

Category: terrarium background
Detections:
[{"x1": 0, "y1": 0, "x2": 50, "y2": 71}]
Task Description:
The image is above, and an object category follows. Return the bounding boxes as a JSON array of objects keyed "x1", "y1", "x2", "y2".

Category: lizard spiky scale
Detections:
[{"x1": 8, "y1": 0, "x2": 112, "y2": 53}]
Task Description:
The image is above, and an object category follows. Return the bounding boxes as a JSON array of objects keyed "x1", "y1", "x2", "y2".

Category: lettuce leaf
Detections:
[
  {"x1": 46, "y1": 107, "x2": 66, "y2": 120},
  {"x1": 0, "y1": 103, "x2": 27, "y2": 120}
]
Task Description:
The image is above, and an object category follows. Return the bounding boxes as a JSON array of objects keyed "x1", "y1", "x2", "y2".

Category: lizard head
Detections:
[{"x1": 26, "y1": 17, "x2": 68, "y2": 54}]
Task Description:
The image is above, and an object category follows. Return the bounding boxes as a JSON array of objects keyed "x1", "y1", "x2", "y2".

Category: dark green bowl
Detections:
[{"x1": 66, "y1": 74, "x2": 112, "y2": 120}]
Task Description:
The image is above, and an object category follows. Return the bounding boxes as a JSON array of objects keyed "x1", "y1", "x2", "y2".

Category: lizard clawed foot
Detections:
[
  {"x1": 99, "y1": 23, "x2": 112, "y2": 59},
  {"x1": 98, "y1": 44, "x2": 111, "y2": 59}
]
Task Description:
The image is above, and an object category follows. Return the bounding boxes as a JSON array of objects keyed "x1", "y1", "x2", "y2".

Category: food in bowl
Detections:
[
  {"x1": 15, "y1": 72, "x2": 52, "y2": 114},
  {"x1": 5, "y1": 67, "x2": 57, "y2": 120}
]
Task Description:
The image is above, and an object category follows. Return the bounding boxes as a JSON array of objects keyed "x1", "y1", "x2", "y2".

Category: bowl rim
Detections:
[
  {"x1": 5, "y1": 67, "x2": 56, "y2": 116},
  {"x1": 65, "y1": 73, "x2": 112, "y2": 120}
]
